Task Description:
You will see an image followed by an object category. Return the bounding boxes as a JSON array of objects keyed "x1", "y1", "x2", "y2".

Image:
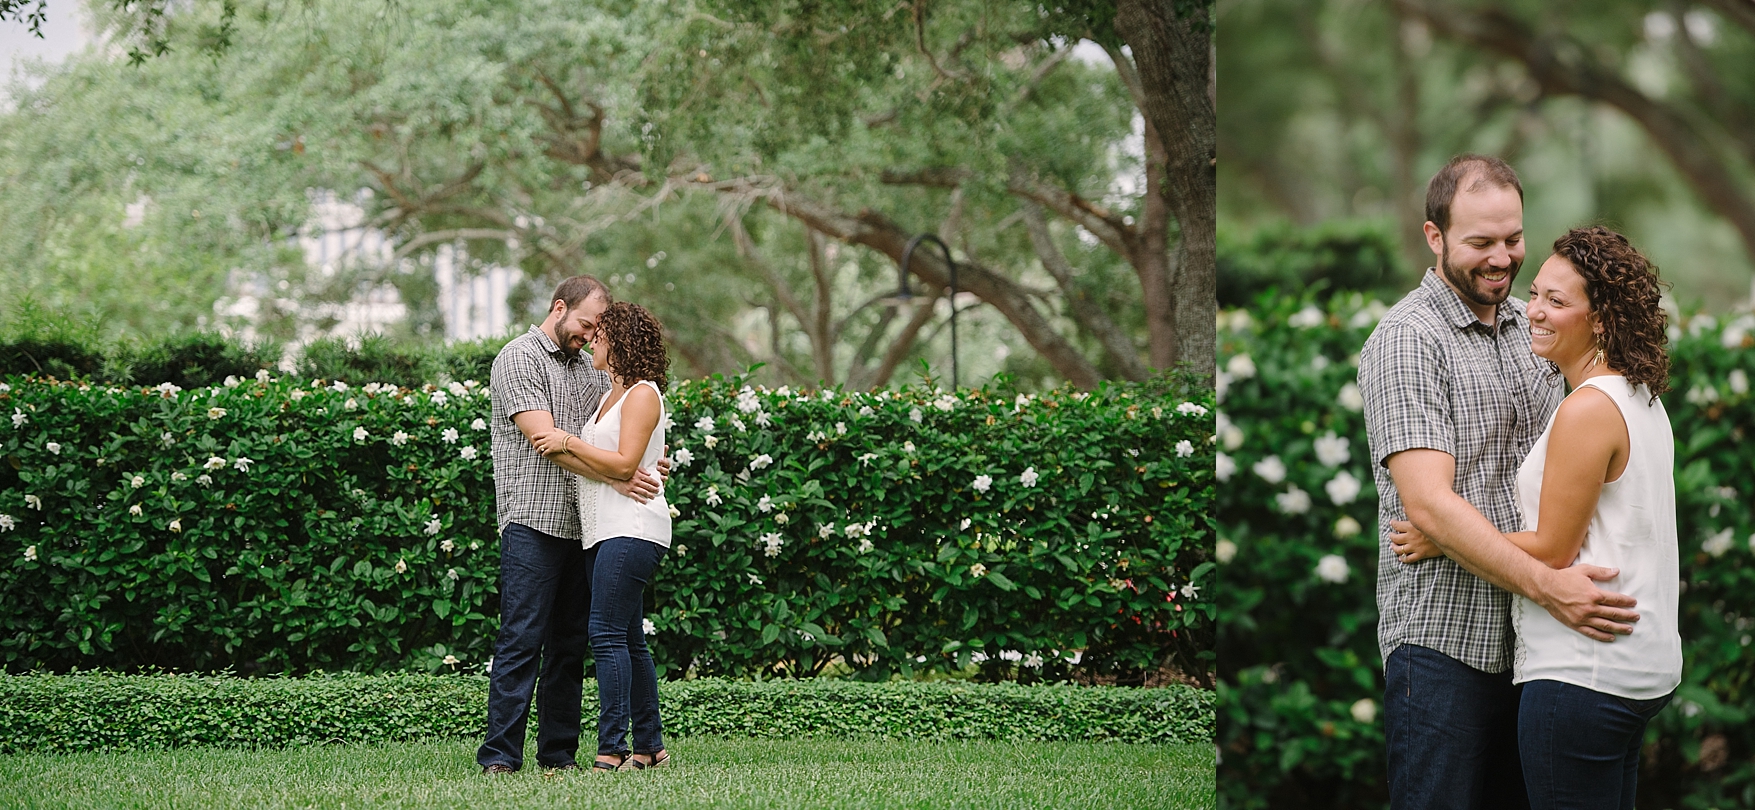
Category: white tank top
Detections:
[
  {"x1": 576, "y1": 379, "x2": 671, "y2": 550},
  {"x1": 1512, "y1": 375, "x2": 1679, "y2": 699}
]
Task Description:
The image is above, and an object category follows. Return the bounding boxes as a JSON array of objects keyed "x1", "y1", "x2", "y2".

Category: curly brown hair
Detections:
[
  {"x1": 1549, "y1": 226, "x2": 1670, "y2": 401},
  {"x1": 595, "y1": 301, "x2": 669, "y2": 389}
]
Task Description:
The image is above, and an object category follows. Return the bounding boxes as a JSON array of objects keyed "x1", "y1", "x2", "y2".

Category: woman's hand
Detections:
[
  {"x1": 1389, "y1": 519, "x2": 1446, "y2": 564},
  {"x1": 528, "y1": 427, "x2": 576, "y2": 457}
]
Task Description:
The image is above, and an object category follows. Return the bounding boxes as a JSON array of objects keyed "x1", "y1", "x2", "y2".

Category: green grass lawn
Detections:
[{"x1": 0, "y1": 737, "x2": 1213, "y2": 809}]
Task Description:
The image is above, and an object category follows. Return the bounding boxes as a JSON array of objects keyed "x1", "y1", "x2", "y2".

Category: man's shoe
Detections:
[{"x1": 482, "y1": 763, "x2": 516, "y2": 775}]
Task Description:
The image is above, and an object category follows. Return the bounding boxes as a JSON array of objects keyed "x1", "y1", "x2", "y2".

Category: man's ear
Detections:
[{"x1": 1423, "y1": 221, "x2": 1444, "y2": 257}]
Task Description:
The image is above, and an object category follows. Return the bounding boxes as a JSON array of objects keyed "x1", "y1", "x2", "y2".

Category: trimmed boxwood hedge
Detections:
[{"x1": 0, "y1": 673, "x2": 1213, "y2": 753}]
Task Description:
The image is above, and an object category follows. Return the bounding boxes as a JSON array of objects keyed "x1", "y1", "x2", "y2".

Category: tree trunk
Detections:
[{"x1": 1116, "y1": 0, "x2": 1216, "y2": 382}]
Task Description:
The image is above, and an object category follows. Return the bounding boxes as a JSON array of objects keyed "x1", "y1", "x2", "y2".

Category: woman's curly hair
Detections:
[
  {"x1": 1550, "y1": 226, "x2": 1670, "y2": 401},
  {"x1": 595, "y1": 301, "x2": 669, "y2": 389}
]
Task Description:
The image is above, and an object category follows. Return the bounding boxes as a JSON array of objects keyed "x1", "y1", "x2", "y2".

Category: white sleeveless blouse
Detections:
[
  {"x1": 576, "y1": 379, "x2": 671, "y2": 550},
  {"x1": 1511, "y1": 375, "x2": 1680, "y2": 699}
]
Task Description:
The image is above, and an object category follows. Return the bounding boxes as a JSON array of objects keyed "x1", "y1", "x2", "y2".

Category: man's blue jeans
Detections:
[
  {"x1": 1519, "y1": 679, "x2": 1671, "y2": 810},
  {"x1": 476, "y1": 523, "x2": 593, "y2": 771},
  {"x1": 586, "y1": 536, "x2": 668, "y2": 758},
  {"x1": 1385, "y1": 644, "x2": 1529, "y2": 810}
]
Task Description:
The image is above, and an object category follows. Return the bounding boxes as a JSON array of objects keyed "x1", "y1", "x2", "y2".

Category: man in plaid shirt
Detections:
[
  {"x1": 1360, "y1": 155, "x2": 1640, "y2": 809},
  {"x1": 477, "y1": 276, "x2": 668, "y2": 775}
]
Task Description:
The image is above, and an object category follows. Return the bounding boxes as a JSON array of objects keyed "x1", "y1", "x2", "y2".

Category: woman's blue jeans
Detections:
[
  {"x1": 1518, "y1": 679, "x2": 1672, "y2": 810},
  {"x1": 586, "y1": 537, "x2": 668, "y2": 757}
]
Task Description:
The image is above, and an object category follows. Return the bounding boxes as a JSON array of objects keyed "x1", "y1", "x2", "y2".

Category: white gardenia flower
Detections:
[
  {"x1": 668, "y1": 504, "x2": 680, "y2": 519},
  {"x1": 0, "y1": 514, "x2": 14, "y2": 531},
  {"x1": 705, "y1": 485, "x2": 723, "y2": 507},
  {"x1": 1351, "y1": 699, "x2": 1377, "y2": 724},
  {"x1": 196, "y1": 475, "x2": 212, "y2": 487},
  {"x1": 45, "y1": 442, "x2": 61, "y2": 455},
  {"x1": 441, "y1": 428, "x2": 459, "y2": 444},
  {"x1": 171, "y1": 472, "x2": 186, "y2": 482},
  {"x1": 1333, "y1": 516, "x2": 1363, "y2": 538},
  {"x1": 431, "y1": 390, "x2": 449, "y2": 406},
  {"x1": 11, "y1": 409, "x2": 26, "y2": 428},
  {"x1": 1314, "y1": 432, "x2": 1351, "y2": 467},
  {"x1": 448, "y1": 382, "x2": 468, "y2": 397},
  {"x1": 394, "y1": 558, "x2": 408, "y2": 574},
  {"x1": 1731, "y1": 369, "x2": 1750, "y2": 396},
  {"x1": 857, "y1": 537, "x2": 874, "y2": 553},
  {"x1": 207, "y1": 407, "x2": 227, "y2": 420},
  {"x1": 1276, "y1": 486, "x2": 1312, "y2": 514},
  {"x1": 1225, "y1": 354, "x2": 1257, "y2": 379},
  {"x1": 1001, "y1": 649, "x2": 1023, "y2": 663},
  {"x1": 1703, "y1": 528, "x2": 1734, "y2": 557},
  {"x1": 1337, "y1": 382, "x2": 1365, "y2": 412},
  {"x1": 695, "y1": 416, "x2": 716, "y2": 433},
  {"x1": 233, "y1": 457, "x2": 253, "y2": 472},
  {"x1": 1023, "y1": 652, "x2": 1043, "y2": 669},
  {"x1": 354, "y1": 427, "x2": 369, "y2": 442},
  {"x1": 703, "y1": 435, "x2": 719, "y2": 449},
  {"x1": 775, "y1": 512, "x2": 790, "y2": 525},
  {"x1": 960, "y1": 518, "x2": 973, "y2": 530},
  {"x1": 256, "y1": 369, "x2": 271, "y2": 383},
  {"x1": 424, "y1": 518, "x2": 442, "y2": 536},
  {"x1": 447, "y1": 568, "x2": 459, "y2": 581},
  {"x1": 643, "y1": 618, "x2": 657, "y2": 636},
  {"x1": 344, "y1": 398, "x2": 358, "y2": 411},
  {"x1": 757, "y1": 495, "x2": 774, "y2": 513},
  {"x1": 672, "y1": 448, "x2": 694, "y2": 466},
  {"x1": 1176, "y1": 402, "x2": 1209, "y2": 417},
  {"x1": 1216, "y1": 539, "x2": 1237, "y2": 563},
  {"x1": 748, "y1": 573, "x2": 764, "y2": 586},
  {"x1": 1216, "y1": 453, "x2": 1236, "y2": 482},
  {"x1": 204, "y1": 456, "x2": 227, "y2": 470},
  {"x1": 972, "y1": 475, "x2": 993, "y2": 493},
  {"x1": 909, "y1": 408, "x2": 923, "y2": 423},
  {"x1": 130, "y1": 475, "x2": 145, "y2": 489},
  {"x1": 970, "y1": 563, "x2": 988, "y2": 577},
  {"x1": 754, "y1": 411, "x2": 771, "y2": 427},
  {"x1": 934, "y1": 395, "x2": 956, "y2": 412},
  {"x1": 835, "y1": 422, "x2": 847, "y2": 435},
  {"x1": 1252, "y1": 455, "x2": 1287, "y2": 484},
  {"x1": 1289, "y1": 305, "x2": 1325, "y2": 328},
  {"x1": 329, "y1": 380, "x2": 348, "y2": 392},
  {"x1": 1176, "y1": 440, "x2": 1195, "y2": 458},
  {"x1": 169, "y1": 518, "x2": 182, "y2": 533},
  {"x1": 750, "y1": 454, "x2": 773, "y2": 470},
  {"x1": 730, "y1": 416, "x2": 747, "y2": 432},
  {"x1": 1325, "y1": 471, "x2": 1362, "y2": 505},
  {"x1": 1181, "y1": 582, "x2": 1201, "y2": 599},
  {"x1": 161, "y1": 432, "x2": 176, "y2": 448},
  {"x1": 472, "y1": 418, "x2": 487, "y2": 431},
  {"x1": 858, "y1": 406, "x2": 874, "y2": 417},
  {"x1": 442, "y1": 654, "x2": 460, "y2": 666},
  {"x1": 761, "y1": 532, "x2": 784, "y2": 557},
  {"x1": 440, "y1": 539, "x2": 456, "y2": 552},
  {"x1": 818, "y1": 524, "x2": 835, "y2": 539},
  {"x1": 391, "y1": 431, "x2": 410, "y2": 446},
  {"x1": 1019, "y1": 467, "x2": 1039, "y2": 487},
  {"x1": 459, "y1": 446, "x2": 478, "y2": 460},
  {"x1": 1315, "y1": 554, "x2": 1350, "y2": 584},
  {"x1": 23, "y1": 544, "x2": 36, "y2": 561},
  {"x1": 289, "y1": 389, "x2": 306, "y2": 401},
  {"x1": 129, "y1": 504, "x2": 142, "y2": 516},
  {"x1": 24, "y1": 495, "x2": 41, "y2": 510},
  {"x1": 903, "y1": 440, "x2": 916, "y2": 453}
]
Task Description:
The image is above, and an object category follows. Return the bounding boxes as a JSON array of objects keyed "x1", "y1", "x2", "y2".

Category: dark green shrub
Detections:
[
  {"x1": 0, "y1": 372, "x2": 1212, "y2": 685},
  {"x1": 1216, "y1": 221, "x2": 1404, "y2": 307},
  {"x1": 1215, "y1": 293, "x2": 1755, "y2": 809},
  {"x1": 0, "y1": 673, "x2": 1213, "y2": 753},
  {"x1": 112, "y1": 332, "x2": 281, "y2": 390}
]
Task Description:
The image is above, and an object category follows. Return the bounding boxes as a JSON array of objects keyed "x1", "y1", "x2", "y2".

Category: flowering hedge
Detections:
[
  {"x1": 1215, "y1": 292, "x2": 1755, "y2": 808},
  {"x1": 0, "y1": 371, "x2": 1213, "y2": 685}
]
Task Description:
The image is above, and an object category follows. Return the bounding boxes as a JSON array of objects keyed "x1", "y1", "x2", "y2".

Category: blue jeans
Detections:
[
  {"x1": 1384, "y1": 644, "x2": 1529, "y2": 810},
  {"x1": 1518, "y1": 680, "x2": 1672, "y2": 810},
  {"x1": 476, "y1": 523, "x2": 594, "y2": 770},
  {"x1": 586, "y1": 537, "x2": 668, "y2": 757}
]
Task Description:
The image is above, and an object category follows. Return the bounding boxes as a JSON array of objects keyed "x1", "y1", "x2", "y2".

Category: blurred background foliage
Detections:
[
  {"x1": 1216, "y1": 0, "x2": 1755, "y2": 311},
  {"x1": 0, "y1": 0, "x2": 1212, "y2": 392}
]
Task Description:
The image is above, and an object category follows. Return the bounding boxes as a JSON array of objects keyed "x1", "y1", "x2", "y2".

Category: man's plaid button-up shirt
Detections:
[
  {"x1": 1360, "y1": 269, "x2": 1562, "y2": 673},
  {"x1": 490, "y1": 325, "x2": 610, "y2": 540}
]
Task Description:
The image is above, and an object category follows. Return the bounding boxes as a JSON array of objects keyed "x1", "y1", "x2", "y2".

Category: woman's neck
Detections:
[{"x1": 1557, "y1": 352, "x2": 1620, "y2": 390}]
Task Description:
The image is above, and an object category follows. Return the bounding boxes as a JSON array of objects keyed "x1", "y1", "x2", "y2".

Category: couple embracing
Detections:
[
  {"x1": 1363, "y1": 155, "x2": 1680, "y2": 809},
  {"x1": 476, "y1": 276, "x2": 676, "y2": 774}
]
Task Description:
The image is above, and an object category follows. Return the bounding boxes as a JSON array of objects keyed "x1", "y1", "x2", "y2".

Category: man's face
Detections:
[
  {"x1": 552, "y1": 292, "x2": 607, "y2": 356},
  {"x1": 1425, "y1": 182, "x2": 1525, "y2": 321}
]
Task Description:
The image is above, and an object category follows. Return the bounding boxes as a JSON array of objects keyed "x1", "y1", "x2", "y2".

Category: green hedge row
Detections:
[
  {"x1": 0, "y1": 673, "x2": 1213, "y2": 753},
  {"x1": 1215, "y1": 292, "x2": 1755, "y2": 809},
  {"x1": 0, "y1": 371, "x2": 1213, "y2": 685}
]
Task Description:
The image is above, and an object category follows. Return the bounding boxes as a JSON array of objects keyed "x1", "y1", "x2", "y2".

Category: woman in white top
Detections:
[
  {"x1": 532, "y1": 300, "x2": 672, "y2": 772},
  {"x1": 1392, "y1": 226, "x2": 1678, "y2": 809}
]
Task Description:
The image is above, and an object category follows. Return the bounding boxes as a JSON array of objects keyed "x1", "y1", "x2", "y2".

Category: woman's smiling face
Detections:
[{"x1": 1526, "y1": 254, "x2": 1600, "y2": 365}]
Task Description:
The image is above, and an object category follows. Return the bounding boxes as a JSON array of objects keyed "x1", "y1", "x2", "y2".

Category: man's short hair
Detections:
[
  {"x1": 550, "y1": 276, "x2": 611, "y2": 312},
  {"x1": 1425, "y1": 154, "x2": 1524, "y2": 235}
]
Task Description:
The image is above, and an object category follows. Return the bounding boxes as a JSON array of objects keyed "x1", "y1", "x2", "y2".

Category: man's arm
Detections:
[{"x1": 1387, "y1": 448, "x2": 1638, "y2": 642}]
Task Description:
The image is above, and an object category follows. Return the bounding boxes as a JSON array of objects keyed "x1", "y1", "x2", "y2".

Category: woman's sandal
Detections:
[
  {"x1": 591, "y1": 753, "x2": 628, "y2": 773},
  {"x1": 626, "y1": 750, "x2": 670, "y2": 770}
]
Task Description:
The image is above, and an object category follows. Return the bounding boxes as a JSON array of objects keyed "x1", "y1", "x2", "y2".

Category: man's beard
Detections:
[
  {"x1": 1441, "y1": 237, "x2": 1521, "y2": 312},
  {"x1": 554, "y1": 319, "x2": 586, "y2": 357}
]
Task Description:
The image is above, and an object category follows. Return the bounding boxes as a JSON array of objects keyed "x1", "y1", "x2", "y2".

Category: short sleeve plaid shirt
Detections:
[
  {"x1": 1360, "y1": 269, "x2": 1562, "y2": 673},
  {"x1": 490, "y1": 326, "x2": 610, "y2": 540}
]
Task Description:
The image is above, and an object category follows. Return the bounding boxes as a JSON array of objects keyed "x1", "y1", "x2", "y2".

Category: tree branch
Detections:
[{"x1": 1020, "y1": 202, "x2": 1150, "y2": 380}]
